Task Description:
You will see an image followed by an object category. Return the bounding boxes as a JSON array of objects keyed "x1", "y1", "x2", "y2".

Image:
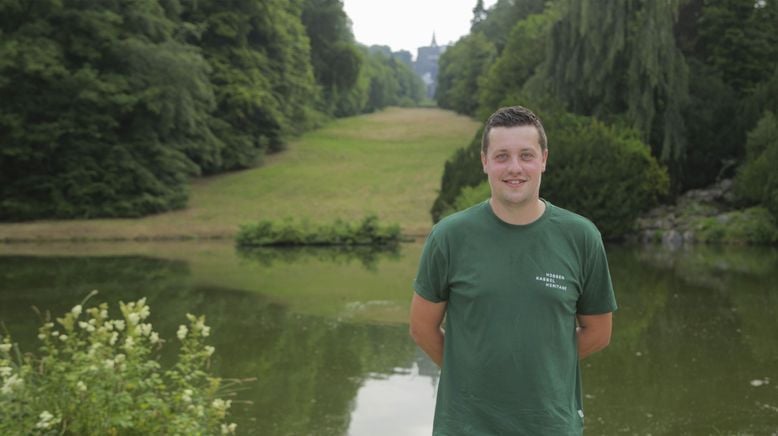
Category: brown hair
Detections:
[{"x1": 481, "y1": 106, "x2": 547, "y2": 154}]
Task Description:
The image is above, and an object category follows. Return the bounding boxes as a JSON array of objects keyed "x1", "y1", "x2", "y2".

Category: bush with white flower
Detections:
[{"x1": 0, "y1": 292, "x2": 239, "y2": 435}]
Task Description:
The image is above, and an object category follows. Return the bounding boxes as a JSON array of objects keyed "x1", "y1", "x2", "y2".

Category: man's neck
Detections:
[{"x1": 489, "y1": 198, "x2": 546, "y2": 225}]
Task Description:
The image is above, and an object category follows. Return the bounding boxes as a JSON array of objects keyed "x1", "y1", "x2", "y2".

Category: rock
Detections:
[
  {"x1": 662, "y1": 230, "x2": 683, "y2": 247},
  {"x1": 683, "y1": 230, "x2": 696, "y2": 243}
]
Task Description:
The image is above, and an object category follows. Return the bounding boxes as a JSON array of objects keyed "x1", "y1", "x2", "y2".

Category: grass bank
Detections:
[{"x1": 0, "y1": 108, "x2": 478, "y2": 242}]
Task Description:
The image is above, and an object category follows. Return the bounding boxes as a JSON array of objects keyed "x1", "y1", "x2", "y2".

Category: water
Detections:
[{"x1": 1, "y1": 241, "x2": 777, "y2": 435}]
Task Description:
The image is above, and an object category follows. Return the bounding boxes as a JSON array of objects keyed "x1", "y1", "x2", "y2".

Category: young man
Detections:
[{"x1": 410, "y1": 106, "x2": 617, "y2": 435}]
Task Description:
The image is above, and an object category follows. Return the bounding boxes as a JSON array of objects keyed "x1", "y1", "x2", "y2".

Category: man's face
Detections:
[{"x1": 480, "y1": 125, "x2": 547, "y2": 210}]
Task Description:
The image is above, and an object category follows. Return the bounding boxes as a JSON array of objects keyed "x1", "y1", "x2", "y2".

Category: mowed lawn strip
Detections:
[{"x1": 0, "y1": 108, "x2": 479, "y2": 241}]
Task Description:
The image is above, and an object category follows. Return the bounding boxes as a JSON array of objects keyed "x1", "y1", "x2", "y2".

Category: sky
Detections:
[{"x1": 342, "y1": 0, "x2": 498, "y2": 58}]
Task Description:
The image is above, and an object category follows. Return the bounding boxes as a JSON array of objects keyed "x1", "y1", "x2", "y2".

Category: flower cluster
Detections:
[{"x1": 0, "y1": 294, "x2": 238, "y2": 435}]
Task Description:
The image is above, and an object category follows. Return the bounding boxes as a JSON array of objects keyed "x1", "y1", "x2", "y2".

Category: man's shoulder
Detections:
[
  {"x1": 546, "y1": 201, "x2": 602, "y2": 238},
  {"x1": 431, "y1": 201, "x2": 489, "y2": 237}
]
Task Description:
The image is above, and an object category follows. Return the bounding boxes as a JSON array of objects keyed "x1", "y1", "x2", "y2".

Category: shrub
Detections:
[
  {"x1": 735, "y1": 111, "x2": 778, "y2": 219},
  {"x1": 0, "y1": 294, "x2": 238, "y2": 435},
  {"x1": 542, "y1": 113, "x2": 669, "y2": 238},
  {"x1": 694, "y1": 207, "x2": 778, "y2": 244},
  {"x1": 236, "y1": 215, "x2": 401, "y2": 247}
]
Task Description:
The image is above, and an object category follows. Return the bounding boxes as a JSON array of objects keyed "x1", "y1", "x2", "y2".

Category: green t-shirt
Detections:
[{"x1": 413, "y1": 200, "x2": 617, "y2": 435}]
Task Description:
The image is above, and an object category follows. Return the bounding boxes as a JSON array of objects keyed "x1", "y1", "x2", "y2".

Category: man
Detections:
[{"x1": 410, "y1": 106, "x2": 617, "y2": 435}]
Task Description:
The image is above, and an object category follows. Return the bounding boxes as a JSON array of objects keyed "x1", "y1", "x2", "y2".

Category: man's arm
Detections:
[
  {"x1": 409, "y1": 293, "x2": 447, "y2": 367},
  {"x1": 576, "y1": 312, "x2": 612, "y2": 359}
]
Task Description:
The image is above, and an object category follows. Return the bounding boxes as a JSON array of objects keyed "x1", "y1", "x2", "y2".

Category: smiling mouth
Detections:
[{"x1": 503, "y1": 179, "x2": 527, "y2": 186}]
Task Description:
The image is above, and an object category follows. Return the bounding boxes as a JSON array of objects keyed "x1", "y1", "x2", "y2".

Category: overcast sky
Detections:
[{"x1": 341, "y1": 0, "x2": 498, "y2": 58}]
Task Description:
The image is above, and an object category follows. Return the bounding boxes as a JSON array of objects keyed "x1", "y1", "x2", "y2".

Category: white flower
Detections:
[
  {"x1": 201, "y1": 326, "x2": 211, "y2": 338},
  {"x1": 177, "y1": 325, "x2": 188, "y2": 340},
  {"x1": 37, "y1": 333, "x2": 46, "y2": 340},
  {"x1": 76, "y1": 381, "x2": 87, "y2": 392},
  {"x1": 104, "y1": 359, "x2": 115, "y2": 369},
  {"x1": 182, "y1": 389, "x2": 193, "y2": 403},
  {"x1": 149, "y1": 332, "x2": 159, "y2": 344},
  {"x1": 204, "y1": 346, "x2": 215, "y2": 357},
  {"x1": 221, "y1": 423, "x2": 237, "y2": 434},
  {"x1": 212, "y1": 398, "x2": 232, "y2": 411},
  {"x1": 71, "y1": 305, "x2": 82, "y2": 317},
  {"x1": 100, "y1": 309, "x2": 108, "y2": 319},
  {"x1": 109, "y1": 332, "x2": 119, "y2": 346},
  {"x1": 0, "y1": 343, "x2": 11, "y2": 353},
  {"x1": 114, "y1": 354, "x2": 125, "y2": 364},
  {"x1": 114, "y1": 320, "x2": 125, "y2": 331},
  {"x1": 35, "y1": 410, "x2": 58, "y2": 429},
  {"x1": 78, "y1": 321, "x2": 95, "y2": 332},
  {"x1": 58, "y1": 335, "x2": 68, "y2": 342},
  {"x1": 1, "y1": 374, "x2": 23, "y2": 394},
  {"x1": 124, "y1": 337, "x2": 134, "y2": 350},
  {"x1": 127, "y1": 313, "x2": 140, "y2": 325},
  {"x1": 0, "y1": 366, "x2": 12, "y2": 377},
  {"x1": 139, "y1": 323, "x2": 152, "y2": 337},
  {"x1": 139, "y1": 305, "x2": 150, "y2": 320},
  {"x1": 52, "y1": 331, "x2": 59, "y2": 337}
]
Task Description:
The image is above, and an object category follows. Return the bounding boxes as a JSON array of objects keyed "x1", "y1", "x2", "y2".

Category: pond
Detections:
[{"x1": 1, "y1": 241, "x2": 777, "y2": 435}]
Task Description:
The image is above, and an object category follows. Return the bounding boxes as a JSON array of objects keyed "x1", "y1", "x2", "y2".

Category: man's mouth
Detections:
[{"x1": 503, "y1": 179, "x2": 527, "y2": 186}]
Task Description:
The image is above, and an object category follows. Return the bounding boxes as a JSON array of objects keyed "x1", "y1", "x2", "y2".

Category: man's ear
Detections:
[
  {"x1": 481, "y1": 152, "x2": 487, "y2": 174},
  {"x1": 541, "y1": 148, "x2": 548, "y2": 172}
]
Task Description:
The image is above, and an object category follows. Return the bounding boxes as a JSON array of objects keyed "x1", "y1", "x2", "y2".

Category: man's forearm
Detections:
[
  {"x1": 410, "y1": 327, "x2": 445, "y2": 367},
  {"x1": 576, "y1": 326, "x2": 610, "y2": 359}
]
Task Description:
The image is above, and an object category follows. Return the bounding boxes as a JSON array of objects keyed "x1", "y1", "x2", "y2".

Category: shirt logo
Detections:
[{"x1": 535, "y1": 272, "x2": 568, "y2": 291}]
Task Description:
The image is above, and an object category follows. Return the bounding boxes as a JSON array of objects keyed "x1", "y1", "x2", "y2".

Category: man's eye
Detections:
[
  {"x1": 495, "y1": 154, "x2": 507, "y2": 160},
  {"x1": 521, "y1": 153, "x2": 534, "y2": 160}
]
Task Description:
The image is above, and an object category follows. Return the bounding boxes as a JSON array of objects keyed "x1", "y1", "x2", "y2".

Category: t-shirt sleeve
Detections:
[
  {"x1": 413, "y1": 228, "x2": 450, "y2": 302},
  {"x1": 577, "y1": 229, "x2": 617, "y2": 315}
]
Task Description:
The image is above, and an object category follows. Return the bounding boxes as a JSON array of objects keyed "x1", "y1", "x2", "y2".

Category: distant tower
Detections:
[{"x1": 414, "y1": 32, "x2": 447, "y2": 99}]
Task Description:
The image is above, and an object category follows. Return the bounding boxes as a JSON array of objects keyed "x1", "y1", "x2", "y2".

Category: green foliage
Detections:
[
  {"x1": 693, "y1": 207, "x2": 778, "y2": 244},
  {"x1": 236, "y1": 215, "x2": 401, "y2": 247},
  {"x1": 735, "y1": 111, "x2": 778, "y2": 219},
  {"x1": 301, "y1": 0, "x2": 363, "y2": 117},
  {"x1": 696, "y1": 0, "x2": 778, "y2": 93},
  {"x1": 435, "y1": 33, "x2": 496, "y2": 116},
  {"x1": 470, "y1": 0, "x2": 546, "y2": 53},
  {"x1": 430, "y1": 128, "x2": 486, "y2": 222},
  {"x1": 541, "y1": 113, "x2": 669, "y2": 238},
  {"x1": 0, "y1": 0, "x2": 214, "y2": 220},
  {"x1": 680, "y1": 59, "x2": 741, "y2": 189},
  {"x1": 543, "y1": 0, "x2": 689, "y2": 178},
  {"x1": 440, "y1": 181, "x2": 491, "y2": 219},
  {"x1": 0, "y1": 296, "x2": 237, "y2": 435},
  {"x1": 361, "y1": 50, "x2": 425, "y2": 113},
  {"x1": 477, "y1": 8, "x2": 559, "y2": 119}
]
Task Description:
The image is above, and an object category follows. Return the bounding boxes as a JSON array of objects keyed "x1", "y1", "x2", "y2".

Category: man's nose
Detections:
[{"x1": 508, "y1": 156, "x2": 523, "y2": 173}]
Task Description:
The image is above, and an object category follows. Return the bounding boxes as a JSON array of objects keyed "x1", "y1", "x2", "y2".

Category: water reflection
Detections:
[
  {"x1": 237, "y1": 245, "x2": 401, "y2": 271},
  {"x1": 0, "y1": 242, "x2": 777, "y2": 435}
]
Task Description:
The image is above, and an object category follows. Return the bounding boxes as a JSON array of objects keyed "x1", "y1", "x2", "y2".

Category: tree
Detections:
[
  {"x1": 477, "y1": 8, "x2": 559, "y2": 118},
  {"x1": 301, "y1": 0, "x2": 363, "y2": 117},
  {"x1": 542, "y1": 0, "x2": 689, "y2": 186},
  {"x1": 436, "y1": 33, "x2": 496, "y2": 116},
  {"x1": 0, "y1": 0, "x2": 216, "y2": 220},
  {"x1": 736, "y1": 111, "x2": 778, "y2": 219}
]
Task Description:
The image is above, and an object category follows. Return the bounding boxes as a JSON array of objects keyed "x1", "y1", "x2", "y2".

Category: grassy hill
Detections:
[{"x1": 0, "y1": 108, "x2": 479, "y2": 242}]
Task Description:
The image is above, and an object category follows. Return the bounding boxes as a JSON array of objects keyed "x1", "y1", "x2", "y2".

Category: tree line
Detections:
[
  {"x1": 0, "y1": 0, "x2": 424, "y2": 221},
  {"x1": 433, "y1": 0, "x2": 778, "y2": 238}
]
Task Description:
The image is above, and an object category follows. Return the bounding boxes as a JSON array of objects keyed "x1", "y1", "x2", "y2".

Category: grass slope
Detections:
[{"x1": 0, "y1": 108, "x2": 479, "y2": 241}]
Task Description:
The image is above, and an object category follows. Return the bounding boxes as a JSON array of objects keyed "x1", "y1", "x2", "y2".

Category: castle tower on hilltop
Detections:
[{"x1": 414, "y1": 32, "x2": 446, "y2": 99}]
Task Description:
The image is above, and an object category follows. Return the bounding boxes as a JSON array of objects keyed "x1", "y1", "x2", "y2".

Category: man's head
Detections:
[
  {"x1": 480, "y1": 106, "x2": 548, "y2": 215},
  {"x1": 481, "y1": 106, "x2": 547, "y2": 155}
]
